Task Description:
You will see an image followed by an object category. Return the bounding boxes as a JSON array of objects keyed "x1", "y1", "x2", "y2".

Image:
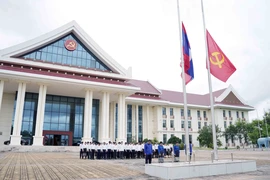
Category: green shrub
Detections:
[{"x1": 180, "y1": 143, "x2": 185, "y2": 150}]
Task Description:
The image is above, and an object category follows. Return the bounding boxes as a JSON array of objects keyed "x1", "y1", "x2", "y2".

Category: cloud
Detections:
[{"x1": 0, "y1": 0, "x2": 269, "y2": 120}]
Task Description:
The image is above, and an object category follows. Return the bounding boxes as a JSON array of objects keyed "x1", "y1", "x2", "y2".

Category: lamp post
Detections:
[
  {"x1": 263, "y1": 108, "x2": 269, "y2": 138},
  {"x1": 256, "y1": 109, "x2": 261, "y2": 138}
]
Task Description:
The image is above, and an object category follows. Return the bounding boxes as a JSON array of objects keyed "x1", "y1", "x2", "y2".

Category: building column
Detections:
[
  {"x1": 82, "y1": 89, "x2": 93, "y2": 142},
  {"x1": 100, "y1": 92, "x2": 110, "y2": 142},
  {"x1": 0, "y1": 80, "x2": 4, "y2": 112},
  {"x1": 117, "y1": 94, "x2": 126, "y2": 143},
  {"x1": 33, "y1": 84, "x2": 47, "y2": 146},
  {"x1": 10, "y1": 82, "x2": 26, "y2": 145}
]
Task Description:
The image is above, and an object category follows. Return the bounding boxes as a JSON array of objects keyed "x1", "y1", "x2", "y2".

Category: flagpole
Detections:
[
  {"x1": 201, "y1": 0, "x2": 218, "y2": 160},
  {"x1": 176, "y1": 0, "x2": 189, "y2": 162}
]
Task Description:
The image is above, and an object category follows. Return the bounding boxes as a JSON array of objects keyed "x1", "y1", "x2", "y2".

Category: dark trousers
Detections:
[
  {"x1": 145, "y1": 154, "x2": 152, "y2": 164},
  {"x1": 97, "y1": 150, "x2": 101, "y2": 159},
  {"x1": 113, "y1": 150, "x2": 117, "y2": 159},
  {"x1": 126, "y1": 150, "x2": 130, "y2": 159},
  {"x1": 102, "y1": 150, "x2": 107, "y2": 159},
  {"x1": 137, "y1": 151, "x2": 141, "y2": 158},
  {"x1": 91, "y1": 150, "x2": 95, "y2": 159},
  {"x1": 108, "y1": 149, "x2": 111, "y2": 159},
  {"x1": 80, "y1": 149, "x2": 83, "y2": 159},
  {"x1": 119, "y1": 151, "x2": 124, "y2": 159},
  {"x1": 132, "y1": 150, "x2": 135, "y2": 159}
]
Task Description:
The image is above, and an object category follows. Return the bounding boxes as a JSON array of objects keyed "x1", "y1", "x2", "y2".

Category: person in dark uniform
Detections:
[
  {"x1": 144, "y1": 140, "x2": 153, "y2": 164},
  {"x1": 173, "y1": 143, "x2": 180, "y2": 162}
]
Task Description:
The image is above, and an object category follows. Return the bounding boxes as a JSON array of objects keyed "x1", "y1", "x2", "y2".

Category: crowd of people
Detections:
[
  {"x1": 79, "y1": 140, "x2": 193, "y2": 164},
  {"x1": 79, "y1": 141, "x2": 174, "y2": 160}
]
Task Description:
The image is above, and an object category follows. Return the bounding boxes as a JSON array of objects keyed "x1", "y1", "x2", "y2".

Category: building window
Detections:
[
  {"x1": 171, "y1": 134, "x2": 174, "y2": 138},
  {"x1": 223, "y1": 110, "x2": 226, "y2": 117},
  {"x1": 224, "y1": 121, "x2": 227, "y2": 128},
  {"x1": 170, "y1": 120, "x2": 174, "y2": 128},
  {"x1": 170, "y1": 108, "x2": 174, "y2": 116},
  {"x1": 229, "y1": 121, "x2": 232, "y2": 126},
  {"x1": 189, "y1": 135, "x2": 192, "y2": 143},
  {"x1": 162, "y1": 107, "x2": 166, "y2": 115},
  {"x1": 197, "y1": 110, "x2": 200, "y2": 118},
  {"x1": 198, "y1": 122, "x2": 201, "y2": 129},
  {"x1": 203, "y1": 111, "x2": 206, "y2": 118},
  {"x1": 241, "y1": 112, "x2": 244, "y2": 118},
  {"x1": 163, "y1": 120, "x2": 167, "y2": 128},
  {"x1": 138, "y1": 105, "x2": 143, "y2": 142},
  {"x1": 20, "y1": 33, "x2": 111, "y2": 71},
  {"x1": 163, "y1": 134, "x2": 167, "y2": 144},
  {"x1": 127, "y1": 105, "x2": 132, "y2": 143},
  {"x1": 181, "y1": 109, "x2": 184, "y2": 117},
  {"x1": 204, "y1": 122, "x2": 207, "y2": 127},
  {"x1": 182, "y1": 134, "x2": 185, "y2": 144},
  {"x1": 188, "y1": 109, "x2": 191, "y2": 117},
  {"x1": 228, "y1": 111, "x2": 231, "y2": 118},
  {"x1": 181, "y1": 121, "x2": 184, "y2": 128},
  {"x1": 188, "y1": 121, "x2": 191, "y2": 128},
  {"x1": 236, "y1": 111, "x2": 239, "y2": 118}
]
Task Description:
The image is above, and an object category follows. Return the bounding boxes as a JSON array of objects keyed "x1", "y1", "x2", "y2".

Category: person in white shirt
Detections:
[
  {"x1": 141, "y1": 143, "x2": 145, "y2": 158},
  {"x1": 82, "y1": 142, "x2": 88, "y2": 159},
  {"x1": 107, "y1": 141, "x2": 112, "y2": 159},
  {"x1": 137, "y1": 142, "x2": 142, "y2": 158},
  {"x1": 79, "y1": 142, "x2": 84, "y2": 159},
  {"x1": 90, "y1": 142, "x2": 95, "y2": 160},
  {"x1": 119, "y1": 142, "x2": 124, "y2": 159},
  {"x1": 131, "y1": 143, "x2": 136, "y2": 159},
  {"x1": 96, "y1": 143, "x2": 101, "y2": 159},
  {"x1": 113, "y1": 142, "x2": 117, "y2": 159},
  {"x1": 102, "y1": 142, "x2": 108, "y2": 159}
]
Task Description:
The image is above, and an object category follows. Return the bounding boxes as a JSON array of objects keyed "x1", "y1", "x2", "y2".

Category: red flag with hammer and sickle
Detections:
[{"x1": 206, "y1": 30, "x2": 236, "y2": 82}]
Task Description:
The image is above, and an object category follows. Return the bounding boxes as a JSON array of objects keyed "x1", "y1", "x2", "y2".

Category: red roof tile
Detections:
[{"x1": 128, "y1": 79, "x2": 161, "y2": 95}]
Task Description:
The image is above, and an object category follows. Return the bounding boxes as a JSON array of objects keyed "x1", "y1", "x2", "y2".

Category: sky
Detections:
[{"x1": 0, "y1": 0, "x2": 270, "y2": 120}]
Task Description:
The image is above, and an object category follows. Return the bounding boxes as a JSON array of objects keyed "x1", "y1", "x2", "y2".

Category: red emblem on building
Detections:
[{"x1": 64, "y1": 39, "x2": 77, "y2": 51}]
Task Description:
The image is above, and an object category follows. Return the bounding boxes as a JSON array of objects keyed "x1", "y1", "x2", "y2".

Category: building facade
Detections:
[{"x1": 0, "y1": 21, "x2": 254, "y2": 147}]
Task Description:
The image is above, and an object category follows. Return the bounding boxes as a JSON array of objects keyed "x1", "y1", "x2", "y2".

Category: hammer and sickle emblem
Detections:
[
  {"x1": 67, "y1": 41, "x2": 76, "y2": 48},
  {"x1": 210, "y1": 52, "x2": 224, "y2": 68}
]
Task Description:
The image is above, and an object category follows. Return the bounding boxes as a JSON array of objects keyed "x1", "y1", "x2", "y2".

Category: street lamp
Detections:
[
  {"x1": 263, "y1": 108, "x2": 269, "y2": 137},
  {"x1": 256, "y1": 109, "x2": 262, "y2": 138}
]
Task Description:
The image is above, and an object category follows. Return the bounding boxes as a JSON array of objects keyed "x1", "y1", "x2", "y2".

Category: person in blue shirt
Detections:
[
  {"x1": 173, "y1": 143, "x2": 180, "y2": 162},
  {"x1": 158, "y1": 141, "x2": 165, "y2": 163},
  {"x1": 184, "y1": 141, "x2": 193, "y2": 161},
  {"x1": 144, "y1": 140, "x2": 153, "y2": 164}
]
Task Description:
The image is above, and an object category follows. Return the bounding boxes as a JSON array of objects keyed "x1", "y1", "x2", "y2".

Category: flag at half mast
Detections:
[
  {"x1": 206, "y1": 30, "x2": 236, "y2": 82},
  {"x1": 182, "y1": 23, "x2": 194, "y2": 85}
]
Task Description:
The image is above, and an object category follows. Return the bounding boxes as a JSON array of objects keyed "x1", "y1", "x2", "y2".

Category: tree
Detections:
[
  {"x1": 167, "y1": 136, "x2": 181, "y2": 144},
  {"x1": 197, "y1": 124, "x2": 222, "y2": 148},
  {"x1": 235, "y1": 121, "x2": 253, "y2": 147},
  {"x1": 223, "y1": 124, "x2": 237, "y2": 146}
]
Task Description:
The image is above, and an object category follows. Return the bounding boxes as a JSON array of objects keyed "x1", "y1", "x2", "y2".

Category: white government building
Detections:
[{"x1": 0, "y1": 21, "x2": 254, "y2": 147}]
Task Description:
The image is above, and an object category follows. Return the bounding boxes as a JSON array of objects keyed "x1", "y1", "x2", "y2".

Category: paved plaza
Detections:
[{"x1": 0, "y1": 149, "x2": 269, "y2": 180}]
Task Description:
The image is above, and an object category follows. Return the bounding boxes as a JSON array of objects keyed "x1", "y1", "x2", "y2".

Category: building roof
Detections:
[
  {"x1": 0, "y1": 21, "x2": 254, "y2": 110},
  {"x1": 127, "y1": 79, "x2": 253, "y2": 110},
  {"x1": 128, "y1": 79, "x2": 161, "y2": 95}
]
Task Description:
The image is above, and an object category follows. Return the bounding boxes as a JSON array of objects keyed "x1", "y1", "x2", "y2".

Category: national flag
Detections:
[
  {"x1": 182, "y1": 23, "x2": 194, "y2": 85},
  {"x1": 206, "y1": 30, "x2": 236, "y2": 82}
]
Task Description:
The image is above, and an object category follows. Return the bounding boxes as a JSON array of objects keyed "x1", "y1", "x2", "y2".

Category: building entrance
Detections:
[{"x1": 43, "y1": 130, "x2": 73, "y2": 146}]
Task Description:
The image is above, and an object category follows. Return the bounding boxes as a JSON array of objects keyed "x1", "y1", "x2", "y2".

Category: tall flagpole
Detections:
[
  {"x1": 176, "y1": 0, "x2": 189, "y2": 162},
  {"x1": 201, "y1": 0, "x2": 218, "y2": 160}
]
